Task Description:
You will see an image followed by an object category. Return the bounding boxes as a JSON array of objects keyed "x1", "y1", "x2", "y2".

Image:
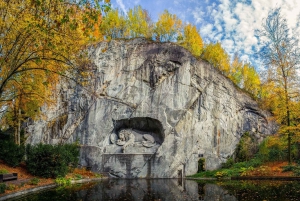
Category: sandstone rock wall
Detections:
[{"x1": 26, "y1": 38, "x2": 277, "y2": 178}]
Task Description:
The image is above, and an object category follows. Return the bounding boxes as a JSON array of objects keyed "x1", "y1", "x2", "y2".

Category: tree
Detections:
[
  {"x1": 126, "y1": 6, "x2": 152, "y2": 39},
  {"x1": 99, "y1": 8, "x2": 127, "y2": 40},
  {"x1": 259, "y1": 8, "x2": 300, "y2": 163},
  {"x1": 201, "y1": 42, "x2": 231, "y2": 75},
  {"x1": 242, "y1": 63, "x2": 261, "y2": 98},
  {"x1": 0, "y1": 0, "x2": 110, "y2": 144},
  {"x1": 154, "y1": 10, "x2": 182, "y2": 42},
  {"x1": 229, "y1": 53, "x2": 243, "y2": 86},
  {"x1": 180, "y1": 24, "x2": 203, "y2": 56}
]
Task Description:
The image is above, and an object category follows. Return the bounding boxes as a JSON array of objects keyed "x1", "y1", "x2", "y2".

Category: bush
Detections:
[
  {"x1": 0, "y1": 183, "x2": 6, "y2": 194},
  {"x1": 63, "y1": 143, "x2": 80, "y2": 171},
  {"x1": 55, "y1": 177, "x2": 72, "y2": 186},
  {"x1": 282, "y1": 165, "x2": 300, "y2": 176},
  {"x1": 6, "y1": 184, "x2": 16, "y2": 191},
  {"x1": 198, "y1": 158, "x2": 205, "y2": 172},
  {"x1": 268, "y1": 146, "x2": 285, "y2": 161},
  {"x1": 257, "y1": 135, "x2": 287, "y2": 162},
  {"x1": 26, "y1": 143, "x2": 79, "y2": 178},
  {"x1": 0, "y1": 140, "x2": 25, "y2": 167},
  {"x1": 28, "y1": 178, "x2": 40, "y2": 185},
  {"x1": 235, "y1": 132, "x2": 258, "y2": 162},
  {"x1": 0, "y1": 169, "x2": 9, "y2": 174},
  {"x1": 215, "y1": 171, "x2": 227, "y2": 179},
  {"x1": 222, "y1": 157, "x2": 234, "y2": 168}
]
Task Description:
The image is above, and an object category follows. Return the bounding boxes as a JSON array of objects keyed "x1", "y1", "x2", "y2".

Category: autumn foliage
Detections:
[
  {"x1": 0, "y1": 0, "x2": 110, "y2": 143},
  {"x1": 1, "y1": 2, "x2": 300, "y2": 164}
]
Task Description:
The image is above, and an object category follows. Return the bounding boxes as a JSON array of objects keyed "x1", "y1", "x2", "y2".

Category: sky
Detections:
[{"x1": 110, "y1": 0, "x2": 300, "y2": 70}]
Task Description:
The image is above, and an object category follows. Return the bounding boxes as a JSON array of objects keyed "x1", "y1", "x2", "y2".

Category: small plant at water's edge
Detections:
[
  {"x1": 239, "y1": 166, "x2": 254, "y2": 176},
  {"x1": 29, "y1": 177, "x2": 40, "y2": 185},
  {"x1": 94, "y1": 173, "x2": 102, "y2": 178},
  {"x1": 215, "y1": 171, "x2": 228, "y2": 179},
  {"x1": 55, "y1": 177, "x2": 72, "y2": 187},
  {"x1": 6, "y1": 184, "x2": 16, "y2": 190},
  {"x1": 74, "y1": 174, "x2": 83, "y2": 180}
]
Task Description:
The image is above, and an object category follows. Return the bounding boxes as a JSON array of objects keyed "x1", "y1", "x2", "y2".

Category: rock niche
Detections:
[{"x1": 26, "y1": 38, "x2": 277, "y2": 178}]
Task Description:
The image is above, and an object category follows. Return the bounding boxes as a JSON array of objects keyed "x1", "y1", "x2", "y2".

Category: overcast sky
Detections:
[{"x1": 110, "y1": 0, "x2": 300, "y2": 69}]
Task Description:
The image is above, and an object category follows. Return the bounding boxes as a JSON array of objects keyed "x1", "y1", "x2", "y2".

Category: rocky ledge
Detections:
[{"x1": 26, "y1": 38, "x2": 277, "y2": 178}]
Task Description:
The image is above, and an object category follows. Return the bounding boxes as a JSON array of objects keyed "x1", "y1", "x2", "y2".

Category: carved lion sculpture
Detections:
[{"x1": 117, "y1": 130, "x2": 135, "y2": 151}]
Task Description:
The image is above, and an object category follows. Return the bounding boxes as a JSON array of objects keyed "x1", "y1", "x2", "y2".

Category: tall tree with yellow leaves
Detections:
[
  {"x1": 242, "y1": 63, "x2": 261, "y2": 98},
  {"x1": 201, "y1": 42, "x2": 230, "y2": 75},
  {"x1": 0, "y1": 0, "x2": 110, "y2": 143},
  {"x1": 258, "y1": 8, "x2": 300, "y2": 162},
  {"x1": 180, "y1": 24, "x2": 203, "y2": 56},
  {"x1": 100, "y1": 8, "x2": 127, "y2": 40},
  {"x1": 154, "y1": 10, "x2": 182, "y2": 42},
  {"x1": 228, "y1": 53, "x2": 243, "y2": 87},
  {"x1": 126, "y1": 6, "x2": 152, "y2": 39}
]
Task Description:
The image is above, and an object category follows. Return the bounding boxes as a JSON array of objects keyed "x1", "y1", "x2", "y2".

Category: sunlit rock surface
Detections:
[{"x1": 26, "y1": 38, "x2": 277, "y2": 178}]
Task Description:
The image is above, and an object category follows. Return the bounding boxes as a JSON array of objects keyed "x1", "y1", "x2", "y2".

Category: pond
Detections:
[{"x1": 9, "y1": 179, "x2": 300, "y2": 201}]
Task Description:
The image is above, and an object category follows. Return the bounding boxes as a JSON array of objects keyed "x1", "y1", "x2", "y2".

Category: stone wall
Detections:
[{"x1": 26, "y1": 38, "x2": 277, "y2": 178}]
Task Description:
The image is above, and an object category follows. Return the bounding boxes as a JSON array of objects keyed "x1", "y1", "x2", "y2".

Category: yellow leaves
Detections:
[
  {"x1": 127, "y1": 6, "x2": 152, "y2": 39},
  {"x1": 180, "y1": 24, "x2": 203, "y2": 56},
  {"x1": 242, "y1": 63, "x2": 261, "y2": 98},
  {"x1": 201, "y1": 42, "x2": 230, "y2": 75},
  {"x1": 99, "y1": 8, "x2": 127, "y2": 40},
  {"x1": 154, "y1": 10, "x2": 182, "y2": 42},
  {"x1": 0, "y1": 0, "x2": 109, "y2": 128}
]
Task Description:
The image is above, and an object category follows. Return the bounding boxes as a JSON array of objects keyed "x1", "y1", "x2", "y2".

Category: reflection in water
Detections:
[{"x1": 10, "y1": 179, "x2": 300, "y2": 201}]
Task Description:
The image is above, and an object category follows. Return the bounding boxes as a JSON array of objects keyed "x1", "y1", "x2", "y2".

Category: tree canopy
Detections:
[{"x1": 0, "y1": 0, "x2": 110, "y2": 143}]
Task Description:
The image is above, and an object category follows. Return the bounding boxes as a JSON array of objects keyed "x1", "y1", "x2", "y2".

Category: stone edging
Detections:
[
  {"x1": 231, "y1": 176, "x2": 300, "y2": 180},
  {"x1": 0, "y1": 177, "x2": 105, "y2": 201},
  {"x1": 186, "y1": 177, "x2": 218, "y2": 180}
]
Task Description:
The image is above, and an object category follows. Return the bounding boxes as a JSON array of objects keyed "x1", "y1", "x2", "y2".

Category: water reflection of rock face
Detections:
[{"x1": 76, "y1": 180, "x2": 237, "y2": 201}]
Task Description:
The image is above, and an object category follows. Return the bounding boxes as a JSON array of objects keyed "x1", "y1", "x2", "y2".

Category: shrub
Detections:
[
  {"x1": 94, "y1": 173, "x2": 102, "y2": 178},
  {"x1": 222, "y1": 157, "x2": 234, "y2": 169},
  {"x1": 26, "y1": 143, "x2": 79, "y2": 178},
  {"x1": 55, "y1": 177, "x2": 72, "y2": 186},
  {"x1": 215, "y1": 171, "x2": 227, "y2": 179},
  {"x1": 198, "y1": 158, "x2": 205, "y2": 172},
  {"x1": 0, "y1": 169, "x2": 9, "y2": 174},
  {"x1": 0, "y1": 183, "x2": 6, "y2": 194},
  {"x1": 63, "y1": 143, "x2": 80, "y2": 171},
  {"x1": 235, "y1": 132, "x2": 258, "y2": 162},
  {"x1": 28, "y1": 178, "x2": 40, "y2": 185},
  {"x1": 282, "y1": 165, "x2": 300, "y2": 176},
  {"x1": 257, "y1": 135, "x2": 287, "y2": 162},
  {"x1": 6, "y1": 184, "x2": 16, "y2": 190},
  {"x1": 74, "y1": 174, "x2": 83, "y2": 180},
  {"x1": 0, "y1": 140, "x2": 25, "y2": 167},
  {"x1": 268, "y1": 145, "x2": 285, "y2": 161}
]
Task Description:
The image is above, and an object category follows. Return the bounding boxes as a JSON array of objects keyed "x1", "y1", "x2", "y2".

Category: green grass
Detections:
[{"x1": 189, "y1": 157, "x2": 263, "y2": 178}]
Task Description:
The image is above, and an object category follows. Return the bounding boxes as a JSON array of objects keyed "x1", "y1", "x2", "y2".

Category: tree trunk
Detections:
[
  {"x1": 284, "y1": 77, "x2": 291, "y2": 163},
  {"x1": 17, "y1": 108, "x2": 21, "y2": 145}
]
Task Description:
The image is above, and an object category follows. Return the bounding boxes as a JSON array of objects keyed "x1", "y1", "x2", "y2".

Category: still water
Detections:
[{"x1": 10, "y1": 179, "x2": 300, "y2": 201}]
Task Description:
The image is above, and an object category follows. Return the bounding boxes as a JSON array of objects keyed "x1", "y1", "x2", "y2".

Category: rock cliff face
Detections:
[{"x1": 26, "y1": 38, "x2": 277, "y2": 178}]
